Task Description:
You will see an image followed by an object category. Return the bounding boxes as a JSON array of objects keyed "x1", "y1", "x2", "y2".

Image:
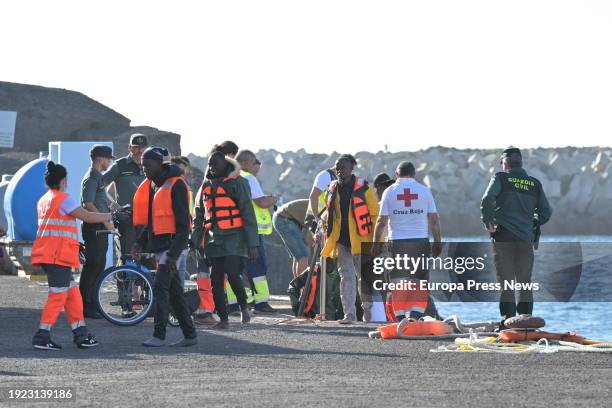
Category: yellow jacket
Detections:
[{"x1": 321, "y1": 179, "x2": 379, "y2": 258}]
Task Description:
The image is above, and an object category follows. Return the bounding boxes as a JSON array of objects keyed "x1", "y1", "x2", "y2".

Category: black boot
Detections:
[{"x1": 240, "y1": 305, "x2": 251, "y2": 324}]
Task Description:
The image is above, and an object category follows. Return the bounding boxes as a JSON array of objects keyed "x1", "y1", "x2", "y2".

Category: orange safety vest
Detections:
[
  {"x1": 326, "y1": 177, "x2": 373, "y2": 237},
  {"x1": 386, "y1": 285, "x2": 429, "y2": 321},
  {"x1": 31, "y1": 189, "x2": 80, "y2": 268},
  {"x1": 201, "y1": 177, "x2": 244, "y2": 230},
  {"x1": 133, "y1": 176, "x2": 188, "y2": 235}
]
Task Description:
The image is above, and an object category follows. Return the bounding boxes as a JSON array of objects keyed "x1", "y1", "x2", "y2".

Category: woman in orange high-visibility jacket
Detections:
[{"x1": 31, "y1": 161, "x2": 113, "y2": 350}]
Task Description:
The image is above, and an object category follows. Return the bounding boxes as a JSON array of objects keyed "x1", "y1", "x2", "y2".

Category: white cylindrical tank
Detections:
[{"x1": 48, "y1": 141, "x2": 115, "y2": 268}]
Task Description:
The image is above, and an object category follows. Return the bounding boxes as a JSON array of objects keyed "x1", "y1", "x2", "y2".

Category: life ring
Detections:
[{"x1": 375, "y1": 319, "x2": 453, "y2": 340}]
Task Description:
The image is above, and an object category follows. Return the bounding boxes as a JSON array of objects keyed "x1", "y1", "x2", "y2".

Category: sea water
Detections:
[
  {"x1": 436, "y1": 302, "x2": 611, "y2": 341},
  {"x1": 436, "y1": 235, "x2": 612, "y2": 341}
]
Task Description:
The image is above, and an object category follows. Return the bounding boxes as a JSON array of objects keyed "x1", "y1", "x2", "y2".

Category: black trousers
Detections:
[
  {"x1": 493, "y1": 227, "x2": 535, "y2": 321},
  {"x1": 153, "y1": 262, "x2": 196, "y2": 340},
  {"x1": 80, "y1": 222, "x2": 108, "y2": 309},
  {"x1": 210, "y1": 256, "x2": 248, "y2": 321},
  {"x1": 116, "y1": 217, "x2": 138, "y2": 261}
]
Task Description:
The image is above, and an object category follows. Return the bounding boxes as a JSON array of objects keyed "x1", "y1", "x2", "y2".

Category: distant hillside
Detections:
[{"x1": 0, "y1": 81, "x2": 181, "y2": 174}]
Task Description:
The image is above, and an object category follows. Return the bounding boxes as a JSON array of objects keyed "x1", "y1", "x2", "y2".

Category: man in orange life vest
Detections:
[
  {"x1": 192, "y1": 151, "x2": 259, "y2": 329},
  {"x1": 132, "y1": 147, "x2": 197, "y2": 347},
  {"x1": 320, "y1": 154, "x2": 379, "y2": 323},
  {"x1": 31, "y1": 162, "x2": 111, "y2": 350}
]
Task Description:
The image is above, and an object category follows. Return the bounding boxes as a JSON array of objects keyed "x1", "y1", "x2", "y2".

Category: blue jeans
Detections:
[{"x1": 272, "y1": 212, "x2": 309, "y2": 260}]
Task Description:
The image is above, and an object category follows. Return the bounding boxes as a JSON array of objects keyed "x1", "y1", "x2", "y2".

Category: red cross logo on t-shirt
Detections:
[{"x1": 397, "y1": 188, "x2": 418, "y2": 207}]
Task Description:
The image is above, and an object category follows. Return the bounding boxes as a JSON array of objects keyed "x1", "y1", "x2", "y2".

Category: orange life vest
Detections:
[
  {"x1": 31, "y1": 189, "x2": 80, "y2": 268},
  {"x1": 201, "y1": 177, "x2": 244, "y2": 230},
  {"x1": 133, "y1": 176, "x2": 188, "y2": 235},
  {"x1": 326, "y1": 177, "x2": 373, "y2": 237},
  {"x1": 386, "y1": 283, "x2": 429, "y2": 320}
]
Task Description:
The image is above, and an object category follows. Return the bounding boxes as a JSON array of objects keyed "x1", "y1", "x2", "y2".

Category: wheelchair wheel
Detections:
[{"x1": 95, "y1": 265, "x2": 154, "y2": 326}]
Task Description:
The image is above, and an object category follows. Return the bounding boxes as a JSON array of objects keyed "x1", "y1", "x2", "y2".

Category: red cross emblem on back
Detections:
[{"x1": 397, "y1": 188, "x2": 418, "y2": 207}]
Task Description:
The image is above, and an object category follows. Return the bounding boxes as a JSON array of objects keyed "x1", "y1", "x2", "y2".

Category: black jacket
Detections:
[{"x1": 137, "y1": 164, "x2": 190, "y2": 259}]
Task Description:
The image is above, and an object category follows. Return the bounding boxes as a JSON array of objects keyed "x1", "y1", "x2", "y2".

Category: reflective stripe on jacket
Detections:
[
  {"x1": 31, "y1": 189, "x2": 80, "y2": 268},
  {"x1": 240, "y1": 170, "x2": 273, "y2": 235}
]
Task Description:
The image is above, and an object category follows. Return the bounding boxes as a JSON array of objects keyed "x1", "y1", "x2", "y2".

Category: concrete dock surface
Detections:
[{"x1": 1, "y1": 275, "x2": 612, "y2": 408}]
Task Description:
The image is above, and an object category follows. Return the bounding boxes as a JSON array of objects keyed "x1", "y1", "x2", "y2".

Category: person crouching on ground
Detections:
[
  {"x1": 320, "y1": 154, "x2": 379, "y2": 323},
  {"x1": 132, "y1": 147, "x2": 197, "y2": 347},
  {"x1": 31, "y1": 161, "x2": 112, "y2": 350},
  {"x1": 273, "y1": 199, "x2": 313, "y2": 278},
  {"x1": 192, "y1": 151, "x2": 259, "y2": 329}
]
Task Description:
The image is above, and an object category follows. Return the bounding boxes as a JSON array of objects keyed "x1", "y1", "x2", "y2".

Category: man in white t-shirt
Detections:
[
  {"x1": 373, "y1": 161, "x2": 442, "y2": 321},
  {"x1": 308, "y1": 167, "x2": 337, "y2": 220}
]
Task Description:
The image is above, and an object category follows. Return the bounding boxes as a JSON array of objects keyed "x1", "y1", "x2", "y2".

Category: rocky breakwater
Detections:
[{"x1": 190, "y1": 147, "x2": 612, "y2": 237}]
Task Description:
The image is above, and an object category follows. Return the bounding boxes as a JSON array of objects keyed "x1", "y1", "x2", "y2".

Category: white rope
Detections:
[
  {"x1": 431, "y1": 334, "x2": 612, "y2": 354},
  {"x1": 442, "y1": 315, "x2": 498, "y2": 334}
]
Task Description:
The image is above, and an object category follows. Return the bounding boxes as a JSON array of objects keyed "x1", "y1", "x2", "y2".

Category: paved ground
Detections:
[{"x1": 1, "y1": 275, "x2": 612, "y2": 408}]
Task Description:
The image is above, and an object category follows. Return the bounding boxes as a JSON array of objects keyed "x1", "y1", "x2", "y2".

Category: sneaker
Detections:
[
  {"x1": 142, "y1": 337, "x2": 166, "y2": 347},
  {"x1": 338, "y1": 318, "x2": 354, "y2": 325},
  {"x1": 240, "y1": 306, "x2": 251, "y2": 323},
  {"x1": 253, "y1": 302, "x2": 276, "y2": 314},
  {"x1": 32, "y1": 331, "x2": 62, "y2": 351},
  {"x1": 213, "y1": 320, "x2": 230, "y2": 330},
  {"x1": 75, "y1": 334, "x2": 99, "y2": 349},
  {"x1": 194, "y1": 313, "x2": 218, "y2": 326},
  {"x1": 32, "y1": 330, "x2": 62, "y2": 350},
  {"x1": 33, "y1": 339, "x2": 62, "y2": 350},
  {"x1": 495, "y1": 320, "x2": 507, "y2": 332},
  {"x1": 169, "y1": 337, "x2": 198, "y2": 347}
]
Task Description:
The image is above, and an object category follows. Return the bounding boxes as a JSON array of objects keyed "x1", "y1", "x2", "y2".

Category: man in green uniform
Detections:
[
  {"x1": 192, "y1": 152, "x2": 259, "y2": 329},
  {"x1": 103, "y1": 134, "x2": 148, "y2": 259},
  {"x1": 80, "y1": 145, "x2": 115, "y2": 318},
  {"x1": 481, "y1": 147, "x2": 552, "y2": 327}
]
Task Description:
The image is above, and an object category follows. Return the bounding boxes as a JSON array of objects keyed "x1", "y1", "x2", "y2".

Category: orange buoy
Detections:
[
  {"x1": 375, "y1": 319, "x2": 453, "y2": 339},
  {"x1": 499, "y1": 329, "x2": 586, "y2": 344}
]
